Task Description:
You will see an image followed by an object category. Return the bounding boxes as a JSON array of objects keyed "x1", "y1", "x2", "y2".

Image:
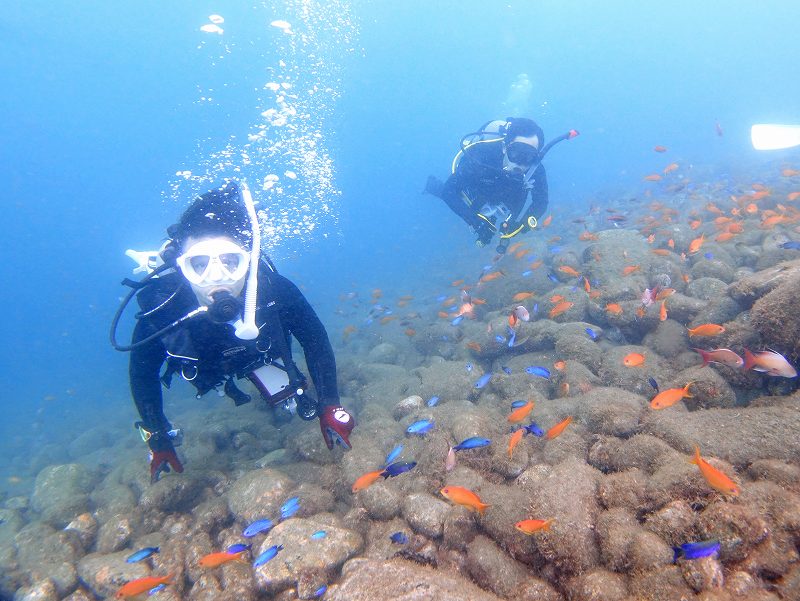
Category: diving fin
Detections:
[
  {"x1": 423, "y1": 175, "x2": 444, "y2": 197},
  {"x1": 751, "y1": 124, "x2": 800, "y2": 150}
]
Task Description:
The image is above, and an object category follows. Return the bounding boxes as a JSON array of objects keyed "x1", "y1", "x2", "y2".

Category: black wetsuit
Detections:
[
  {"x1": 129, "y1": 261, "x2": 338, "y2": 433},
  {"x1": 437, "y1": 140, "x2": 548, "y2": 243}
]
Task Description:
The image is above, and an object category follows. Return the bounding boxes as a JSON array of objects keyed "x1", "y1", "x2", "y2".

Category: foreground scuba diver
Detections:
[
  {"x1": 111, "y1": 181, "x2": 354, "y2": 483},
  {"x1": 425, "y1": 117, "x2": 578, "y2": 252}
]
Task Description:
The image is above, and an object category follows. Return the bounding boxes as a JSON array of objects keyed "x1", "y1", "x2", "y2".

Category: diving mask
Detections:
[
  {"x1": 505, "y1": 142, "x2": 539, "y2": 166},
  {"x1": 176, "y1": 239, "x2": 250, "y2": 287}
]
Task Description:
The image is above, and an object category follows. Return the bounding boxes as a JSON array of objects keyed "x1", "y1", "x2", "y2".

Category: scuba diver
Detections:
[
  {"x1": 424, "y1": 117, "x2": 578, "y2": 252},
  {"x1": 111, "y1": 180, "x2": 354, "y2": 483}
]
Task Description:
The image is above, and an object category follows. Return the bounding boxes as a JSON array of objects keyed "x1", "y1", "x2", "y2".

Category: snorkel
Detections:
[
  {"x1": 234, "y1": 181, "x2": 261, "y2": 340},
  {"x1": 522, "y1": 128, "x2": 580, "y2": 188}
]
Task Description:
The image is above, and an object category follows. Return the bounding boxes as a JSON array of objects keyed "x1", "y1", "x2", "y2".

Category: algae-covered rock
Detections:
[
  {"x1": 226, "y1": 468, "x2": 295, "y2": 523},
  {"x1": 31, "y1": 464, "x2": 94, "y2": 527}
]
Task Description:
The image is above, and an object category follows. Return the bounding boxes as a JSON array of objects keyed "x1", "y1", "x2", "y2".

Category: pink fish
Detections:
[
  {"x1": 641, "y1": 285, "x2": 662, "y2": 307},
  {"x1": 513, "y1": 305, "x2": 530, "y2": 322},
  {"x1": 743, "y1": 348, "x2": 797, "y2": 378},
  {"x1": 693, "y1": 348, "x2": 744, "y2": 369},
  {"x1": 445, "y1": 446, "x2": 456, "y2": 471}
]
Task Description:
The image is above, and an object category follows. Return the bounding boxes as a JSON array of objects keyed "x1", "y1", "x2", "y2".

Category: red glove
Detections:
[
  {"x1": 319, "y1": 405, "x2": 354, "y2": 450},
  {"x1": 147, "y1": 431, "x2": 184, "y2": 483}
]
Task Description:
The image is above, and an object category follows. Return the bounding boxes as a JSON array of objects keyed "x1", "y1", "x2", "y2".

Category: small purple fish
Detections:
[
  {"x1": 381, "y1": 461, "x2": 417, "y2": 478},
  {"x1": 474, "y1": 373, "x2": 492, "y2": 388}
]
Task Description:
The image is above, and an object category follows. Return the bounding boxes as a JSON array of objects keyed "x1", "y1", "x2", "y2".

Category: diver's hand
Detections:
[
  {"x1": 319, "y1": 405, "x2": 354, "y2": 450},
  {"x1": 148, "y1": 431, "x2": 184, "y2": 483}
]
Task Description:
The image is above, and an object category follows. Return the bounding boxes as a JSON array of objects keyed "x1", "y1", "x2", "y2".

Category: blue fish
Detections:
[
  {"x1": 780, "y1": 241, "x2": 800, "y2": 250},
  {"x1": 547, "y1": 272, "x2": 559, "y2": 283},
  {"x1": 465, "y1": 363, "x2": 473, "y2": 373},
  {"x1": 524, "y1": 422, "x2": 545, "y2": 437},
  {"x1": 522, "y1": 270, "x2": 532, "y2": 277},
  {"x1": 243, "y1": 518, "x2": 274, "y2": 537},
  {"x1": 381, "y1": 461, "x2": 417, "y2": 478},
  {"x1": 390, "y1": 532, "x2": 409, "y2": 544},
  {"x1": 436, "y1": 294, "x2": 447, "y2": 302},
  {"x1": 253, "y1": 544, "x2": 284, "y2": 567},
  {"x1": 426, "y1": 395, "x2": 440, "y2": 407},
  {"x1": 648, "y1": 377, "x2": 659, "y2": 392},
  {"x1": 126, "y1": 547, "x2": 160, "y2": 563},
  {"x1": 407, "y1": 419, "x2": 434, "y2": 435},
  {"x1": 507, "y1": 326, "x2": 517, "y2": 348},
  {"x1": 525, "y1": 366, "x2": 551, "y2": 379},
  {"x1": 673, "y1": 540, "x2": 721, "y2": 562},
  {"x1": 364, "y1": 318, "x2": 373, "y2": 325},
  {"x1": 148, "y1": 584, "x2": 166, "y2": 596},
  {"x1": 447, "y1": 305, "x2": 458, "y2": 312},
  {"x1": 549, "y1": 245, "x2": 563, "y2": 254},
  {"x1": 532, "y1": 303, "x2": 539, "y2": 315},
  {"x1": 501, "y1": 366, "x2": 512, "y2": 375},
  {"x1": 703, "y1": 252, "x2": 713, "y2": 260},
  {"x1": 226, "y1": 543, "x2": 252, "y2": 554},
  {"x1": 385, "y1": 444, "x2": 404, "y2": 465},
  {"x1": 474, "y1": 373, "x2": 492, "y2": 388},
  {"x1": 585, "y1": 327, "x2": 599, "y2": 340},
  {"x1": 452, "y1": 437, "x2": 491, "y2": 451},
  {"x1": 495, "y1": 335, "x2": 507, "y2": 343},
  {"x1": 280, "y1": 497, "x2": 301, "y2": 520},
  {"x1": 511, "y1": 400, "x2": 527, "y2": 409},
  {"x1": 313, "y1": 585, "x2": 327, "y2": 597},
  {"x1": 311, "y1": 530, "x2": 327, "y2": 540},
  {"x1": 451, "y1": 315, "x2": 464, "y2": 326}
]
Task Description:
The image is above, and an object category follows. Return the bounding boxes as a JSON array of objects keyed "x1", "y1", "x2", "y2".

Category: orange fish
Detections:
[
  {"x1": 342, "y1": 325, "x2": 356, "y2": 339},
  {"x1": 507, "y1": 428, "x2": 524, "y2": 458},
  {"x1": 644, "y1": 174, "x2": 662, "y2": 182},
  {"x1": 199, "y1": 551, "x2": 247, "y2": 569},
  {"x1": 788, "y1": 192, "x2": 800, "y2": 201},
  {"x1": 398, "y1": 295, "x2": 414, "y2": 301},
  {"x1": 506, "y1": 242, "x2": 524, "y2": 254},
  {"x1": 440, "y1": 486, "x2": 490, "y2": 514},
  {"x1": 635, "y1": 305, "x2": 647, "y2": 318},
  {"x1": 546, "y1": 416, "x2": 573, "y2": 439},
  {"x1": 659, "y1": 301, "x2": 667, "y2": 321},
  {"x1": 583, "y1": 277, "x2": 591, "y2": 293},
  {"x1": 745, "y1": 203, "x2": 758, "y2": 214},
  {"x1": 466, "y1": 341, "x2": 481, "y2": 352},
  {"x1": 690, "y1": 446, "x2": 740, "y2": 496},
  {"x1": 651, "y1": 248, "x2": 671, "y2": 256},
  {"x1": 380, "y1": 316, "x2": 396, "y2": 325},
  {"x1": 559, "y1": 382, "x2": 570, "y2": 397},
  {"x1": 512, "y1": 291, "x2": 535, "y2": 302},
  {"x1": 437, "y1": 311, "x2": 449, "y2": 318},
  {"x1": 553, "y1": 360, "x2": 566, "y2": 371},
  {"x1": 688, "y1": 233, "x2": 705, "y2": 254},
  {"x1": 550, "y1": 294, "x2": 565, "y2": 303},
  {"x1": 115, "y1": 575, "x2": 173, "y2": 599},
  {"x1": 623, "y1": 352, "x2": 645, "y2": 367},
  {"x1": 549, "y1": 301, "x2": 573, "y2": 319},
  {"x1": 646, "y1": 234, "x2": 655, "y2": 244},
  {"x1": 529, "y1": 260, "x2": 543, "y2": 269},
  {"x1": 515, "y1": 518, "x2": 554, "y2": 534},
  {"x1": 514, "y1": 248, "x2": 532, "y2": 259},
  {"x1": 687, "y1": 324, "x2": 725, "y2": 337},
  {"x1": 578, "y1": 231, "x2": 598, "y2": 241},
  {"x1": 441, "y1": 296, "x2": 456, "y2": 306},
  {"x1": 589, "y1": 289, "x2": 602, "y2": 299},
  {"x1": 622, "y1": 265, "x2": 641, "y2": 276},
  {"x1": 480, "y1": 271, "x2": 504, "y2": 283},
  {"x1": 663, "y1": 163, "x2": 679, "y2": 175},
  {"x1": 451, "y1": 279, "x2": 464, "y2": 287},
  {"x1": 715, "y1": 232, "x2": 735, "y2": 242},
  {"x1": 507, "y1": 401, "x2": 535, "y2": 423},
  {"x1": 727, "y1": 222, "x2": 744, "y2": 234},
  {"x1": 606, "y1": 303, "x2": 623, "y2": 315},
  {"x1": 404, "y1": 328, "x2": 416, "y2": 337},
  {"x1": 541, "y1": 215, "x2": 553, "y2": 227},
  {"x1": 653, "y1": 145, "x2": 667, "y2": 153},
  {"x1": 547, "y1": 236, "x2": 562, "y2": 244},
  {"x1": 668, "y1": 238, "x2": 675, "y2": 248},
  {"x1": 650, "y1": 382, "x2": 693, "y2": 409},
  {"x1": 558, "y1": 265, "x2": 580, "y2": 277},
  {"x1": 352, "y1": 470, "x2": 384, "y2": 493},
  {"x1": 781, "y1": 168, "x2": 800, "y2": 177},
  {"x1": 689, "y1": 220, "x2": 702, "y2": 230},
  {"x1": 655, "y1": 288, "x2": 675, "y2": 300}
]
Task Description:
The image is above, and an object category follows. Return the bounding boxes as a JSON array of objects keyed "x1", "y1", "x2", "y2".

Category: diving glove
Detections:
[
  {"x1": 319, "y1": 405, "x2": 354, "y2": 450},
  {"x1": 143, "y1": 428, "x2": 184, "y2": 483}
]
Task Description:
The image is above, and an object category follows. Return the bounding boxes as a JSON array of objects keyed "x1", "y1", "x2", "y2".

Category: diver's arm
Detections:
[
  {"x1": 274, "y1": 275, "x2": 340, "y2": 406},
  {"x1": 526, "y1": 165, "x2": 549, "y2": 222},
  {"x1": 129, "y1": 320, "x2": 171, "y2": 432}
]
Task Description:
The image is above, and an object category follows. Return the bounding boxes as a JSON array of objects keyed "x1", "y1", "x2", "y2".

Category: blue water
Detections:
[{"x1": 1, "y1": 0, "x2": 799, "y2": 487}]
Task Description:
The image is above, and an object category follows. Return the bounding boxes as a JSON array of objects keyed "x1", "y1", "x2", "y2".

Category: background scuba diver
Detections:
[
  {"x1": 112, "y1": 181, "x2": 354, "y2": 483},
  {"x1": 425, "y1": 117, "x2": 578, "y2": 252}
]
